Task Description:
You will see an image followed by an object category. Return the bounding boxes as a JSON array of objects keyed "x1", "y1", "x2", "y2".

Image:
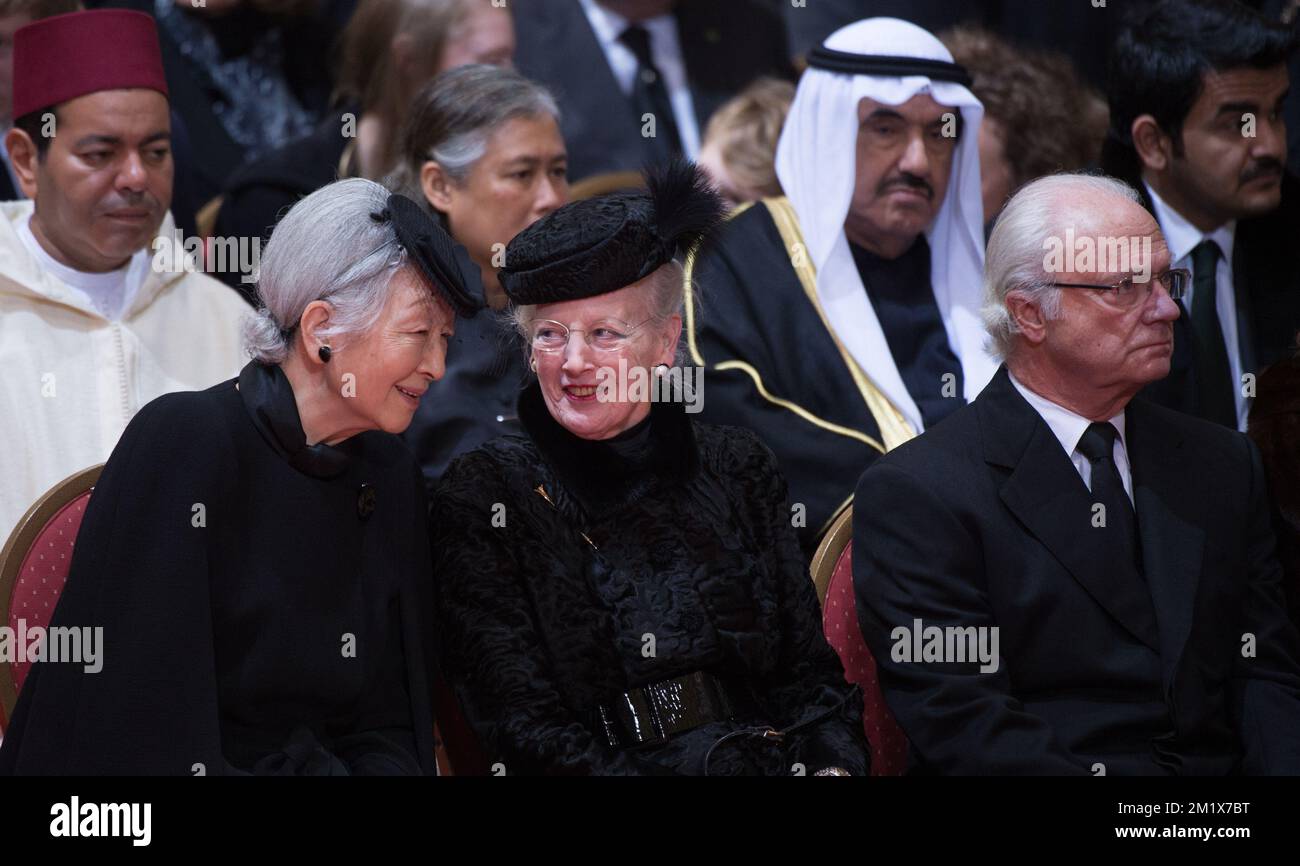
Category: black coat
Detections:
[
  {"x1": 687, "y1": 201, "x2": 888, "y2": 554},
  {"x1": 853, "y1": 366, "x2": 1300, "y2": 775},
  {"x1": 0, "y1": 362, "x2": 438, "y2": 775},
  {"x1": 431, "y1": 383, "x2": 867, "y2": 775},
  {"x1": 511, "y1": 0, "x2": 793, "y2": 182}
]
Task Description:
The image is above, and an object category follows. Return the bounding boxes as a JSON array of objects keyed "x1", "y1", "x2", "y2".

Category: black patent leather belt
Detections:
[{"x1": 595, "y1": 671, "x2": 746, "y2": 749}]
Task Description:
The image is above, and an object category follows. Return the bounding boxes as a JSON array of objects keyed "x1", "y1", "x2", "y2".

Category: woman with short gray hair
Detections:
[
  {"x1": 394, "y1": 63, "x2": 571, "y2": 487},
  {"x1": 390, "y1": 62, "x2": 566, "y2": 309},
  {"x1": 0, "y1": 178, "x2": 484, "y2": 775}
]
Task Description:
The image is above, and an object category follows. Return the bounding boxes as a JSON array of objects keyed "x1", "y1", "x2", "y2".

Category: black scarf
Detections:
[
  {"x1": 239, "y1": 361, "x2": 353, "y2": 479},
  {"x1": 516, "y1": 381, "x2": 699, "y2": 517}
]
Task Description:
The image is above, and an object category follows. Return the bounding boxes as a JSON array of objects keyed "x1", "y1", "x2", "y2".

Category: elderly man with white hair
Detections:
[
  {"x1": 852, "y1": 172, "x2": 1300, "y2": 775},
  {"x1": 686, "y1": 17, "x2": 996, "y2": 552}
]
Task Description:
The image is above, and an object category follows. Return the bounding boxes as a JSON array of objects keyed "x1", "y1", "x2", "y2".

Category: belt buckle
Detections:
[
  {"x1": 609, "y1": 688, "x2": 663, "y2": 747},
  {"x1": 598, "y1": 671, "x2": 736, "y2": 749},
  {"x1": 643, "y1": 676, "x2": 690, "y2": 740}
]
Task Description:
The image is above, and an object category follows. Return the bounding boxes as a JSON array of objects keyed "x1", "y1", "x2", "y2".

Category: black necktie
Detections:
[
  {"x1": 1076, "y1": 422, "x2": 1138, "y2": 569},
  {"x1": 1189, "y1": 240, "x2": 1236, "y2": 428},
  {"x1": 618, "y1": 24, "x2": 684, "y2": 163}
]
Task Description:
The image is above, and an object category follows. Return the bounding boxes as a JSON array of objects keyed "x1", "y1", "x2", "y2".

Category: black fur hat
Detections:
[{"x1": 498, "y1": 159, "x2": 725, "y2": 305}]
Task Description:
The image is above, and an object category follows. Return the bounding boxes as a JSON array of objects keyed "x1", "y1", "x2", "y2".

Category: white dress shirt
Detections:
[
  {"x1": 1144, "y1": 182, "x2": 1247, "y2": 431},
  {"x1": 1009, "y1": 372, "x2": 1134, "y2": 503},
  {"x1": 576, "y1": 0, "x2": 702, "y2": 159}
]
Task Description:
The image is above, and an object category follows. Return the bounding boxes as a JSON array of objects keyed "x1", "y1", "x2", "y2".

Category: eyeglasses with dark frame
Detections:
[{"x1": 1051, "y1": 268, "x2": 1190, "y2": 305}]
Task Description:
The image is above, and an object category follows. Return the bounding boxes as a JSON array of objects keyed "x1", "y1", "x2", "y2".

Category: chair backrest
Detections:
[
  {"x1": 432, "y1": 672, "x2": 489, "y2": 776},
  {"x1": 812, "y1": 505, "x2": 910, "y2": 776},
  {"x1": 196, "y1": 194, "x2": 224, "y2": 240},
  {"x1": 0, "y1": 464, "x2": 103, "y2": 730},
  {"x1": 569, "y1": 170, "x2": 646, "y2": 200}
]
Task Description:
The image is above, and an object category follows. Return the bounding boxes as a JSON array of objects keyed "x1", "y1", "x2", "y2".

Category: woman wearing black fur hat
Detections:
[{"x1": 432, "y1": 161, "x2": 868, "y2": 775}]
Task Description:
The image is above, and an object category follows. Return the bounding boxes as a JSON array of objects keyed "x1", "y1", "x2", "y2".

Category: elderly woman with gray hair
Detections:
[
  {"x1": 432, "y1": 161, "x2": 868, "y2": 775},
  {"x1": 0, "y1": 178, "x2": 483, "y2": 776},
  {"x1": 392, "y1": 63, "x2": 569, "y2": 489}
]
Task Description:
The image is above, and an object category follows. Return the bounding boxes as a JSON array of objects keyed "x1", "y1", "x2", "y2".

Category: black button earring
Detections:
[{"x1": 319, "y1": 345, "x2": 332, "y2": 363}]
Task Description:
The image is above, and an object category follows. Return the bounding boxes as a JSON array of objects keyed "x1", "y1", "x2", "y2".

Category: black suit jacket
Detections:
[
  {"x1": 1102, "y1": 149, "x2": 1300, "y2": 422},
  {"x1": 853, "y1": 366, "x2": 1300, "y2": 774},
  {"x1": 511, "y1": 0, "x2": 792, "y2": 182}
]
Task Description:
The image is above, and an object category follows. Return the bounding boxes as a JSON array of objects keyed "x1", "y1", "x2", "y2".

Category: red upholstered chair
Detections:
[
  {"x1": 811, "y1": 504, "x2": 910, "y2": 776},
  {"x1": 0, "y1": 464, "x2": 103, "y2": 731},
  {"x1": 431, "y1": 673, "x2": 490, "y2": 776}
]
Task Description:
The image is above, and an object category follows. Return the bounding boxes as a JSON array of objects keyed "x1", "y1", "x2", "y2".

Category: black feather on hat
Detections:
[{"x1": 498, "y1": 159, "x2": 725, "y2": 306}]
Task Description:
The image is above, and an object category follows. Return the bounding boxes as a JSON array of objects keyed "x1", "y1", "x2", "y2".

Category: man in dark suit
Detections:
[
  {"x1": 853, "y1": 172, "x2": 1300, "y2": 774},
  {"x1": 1102, "y1": 0, "x2": 1300, "y2": 430},
  {"x1": 510, "y1": 0, "x2": 792, "y2": 182}
]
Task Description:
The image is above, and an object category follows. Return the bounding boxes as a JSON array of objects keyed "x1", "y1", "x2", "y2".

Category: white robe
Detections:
[{"x1": 0, "y1": 201, "x2": 250, "y2": 543}]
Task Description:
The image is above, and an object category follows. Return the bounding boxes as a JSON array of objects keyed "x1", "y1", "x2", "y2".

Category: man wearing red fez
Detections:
[{"x1": 0, "y1": 9, "x2": 248, "y2": 543}]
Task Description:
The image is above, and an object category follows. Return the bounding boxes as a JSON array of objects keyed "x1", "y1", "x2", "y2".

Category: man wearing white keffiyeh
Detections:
[{"x1": 685, "y1": 17, "x2": 997, "y2": 553}]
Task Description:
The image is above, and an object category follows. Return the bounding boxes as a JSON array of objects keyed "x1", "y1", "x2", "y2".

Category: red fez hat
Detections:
[{"x1": 12, "y1": 9, "x2": 169, "y2": 120}]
